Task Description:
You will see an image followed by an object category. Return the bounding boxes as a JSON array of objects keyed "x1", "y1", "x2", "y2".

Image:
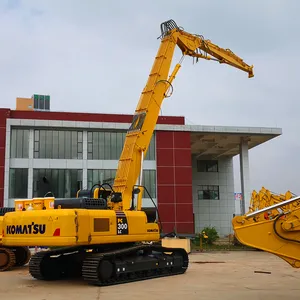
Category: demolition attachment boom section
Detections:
[{"x1": 112, "y1": 19, "x2": 254, "y2": 211}]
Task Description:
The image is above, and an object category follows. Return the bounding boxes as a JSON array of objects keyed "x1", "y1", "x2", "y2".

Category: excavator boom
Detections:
[{"x1": 113, "y1": 19, "x2": 254, "y2": 211}]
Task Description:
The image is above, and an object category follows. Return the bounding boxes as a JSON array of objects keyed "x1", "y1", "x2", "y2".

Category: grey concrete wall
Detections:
[{"x1": 192, "y1": 156, "x2": 235, "y2": 237}]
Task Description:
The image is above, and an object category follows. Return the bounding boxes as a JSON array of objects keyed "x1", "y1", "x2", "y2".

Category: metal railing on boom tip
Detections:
[{"x1": 245, "y1": 195, "x2": 300, "y2": 219}]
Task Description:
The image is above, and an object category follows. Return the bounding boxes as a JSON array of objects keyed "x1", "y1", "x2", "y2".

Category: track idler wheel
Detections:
[
  {"x1": 15, "y1": 247, "x2": 31, "y2": 266},
  {"x1": 98, "y1": 259, "x2": 114, "y2": 281},
  {"x1": 0, "y1": 247, "x2": 16, "y2": 271}
]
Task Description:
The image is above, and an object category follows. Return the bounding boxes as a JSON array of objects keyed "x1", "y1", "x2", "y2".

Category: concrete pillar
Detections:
[
  {"x1": 4, "y1": 120, "x2": 11, "y2": 207},
  {"x1": 82, "y1": 131, "x2": 88, "y2": 189},
  {"x1": 239, "y1": 137, "x2": 251, "y2": 215},
  {"x1": 27, "y1": 129, "x2": 34, "y2": 199}
]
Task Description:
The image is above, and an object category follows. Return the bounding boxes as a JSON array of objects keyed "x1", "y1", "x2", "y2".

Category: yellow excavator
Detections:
[{"x1": 1, "y1": 19, "x2": 253, "y2": 285}]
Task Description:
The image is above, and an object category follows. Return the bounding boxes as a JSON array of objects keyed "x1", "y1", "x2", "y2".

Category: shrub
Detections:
[{"x1": 201, "y1": 226, "x2": 219, "y2": 245}]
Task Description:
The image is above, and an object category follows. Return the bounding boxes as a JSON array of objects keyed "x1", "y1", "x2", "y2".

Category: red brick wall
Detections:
[
  {"x1": 0, "y1": 109, "x2": 10, "y2": 207},
  {"x1": 156, "y1": 131, "x2": 194, "y2": 234}
]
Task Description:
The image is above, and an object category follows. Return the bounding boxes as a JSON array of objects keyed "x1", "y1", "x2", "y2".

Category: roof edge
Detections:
[{"x1": 156, "y1": 124, "x2": 282, "y2": 135}]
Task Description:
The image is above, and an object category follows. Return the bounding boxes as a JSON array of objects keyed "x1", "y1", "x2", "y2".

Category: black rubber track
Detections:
[
  {"x1": 28, "y1": 244, "x2": 189, "y2": 286},
  {"x1": 82, "y1": 244, "x2": 189, "y2": 286},
  {"x1": 29, "y1": 246, "x2": 85, "y2": 281}
]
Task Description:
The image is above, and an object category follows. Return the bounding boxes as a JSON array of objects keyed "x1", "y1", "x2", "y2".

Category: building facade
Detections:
[{"x1": 0, "y1": 107, "x2": 282, "y2": 237}]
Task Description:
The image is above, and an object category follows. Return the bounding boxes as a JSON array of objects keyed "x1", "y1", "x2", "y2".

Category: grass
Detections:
[{"x1": 190, "y1": 241, "x2": 256, "y2": 252}]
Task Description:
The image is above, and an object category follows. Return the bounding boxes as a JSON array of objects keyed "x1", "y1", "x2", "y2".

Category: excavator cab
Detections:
[
  {"x1": 77, "y1": 183, "x2": 113, "y2": 200},
  {"x1": 76, "y1": 184, "x2": 156, "y2": 222}
]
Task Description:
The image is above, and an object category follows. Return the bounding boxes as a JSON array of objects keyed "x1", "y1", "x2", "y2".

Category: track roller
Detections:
[{"x1": 0, "y1": 247, "x2": 16, "y2": 271}]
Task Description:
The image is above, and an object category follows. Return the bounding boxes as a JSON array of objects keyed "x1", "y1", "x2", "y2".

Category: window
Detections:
[
  {"x1": 87, "y1": 131, "x2": 125, "y2": 160},
  {"x1": 142, "y1": 170, "x2": 156, "y2": 198},
  {"x1": 87, "y1": 131, "x2": 156, "y2": 161},
  {"x1": 197, "y1": 160, "x2": 218, "y2": 172},
  {"x1": 34, "y1": 96, "x2": 38, "y2": 110},
  {"x1": 87, "y1": 169, "x2": 156, "y2": 198},
  {"x1": 33, "y1": 169, "x2": 82, "y2": 198},
  {"x1": 34, "y1": 129, "x2": 83, "y2": 159},
  {"x1": 87, "y1": 169, "x2": 117, "y2": 188},
  {"x1": 9, "y1": 168, "x2": 28, "y2": 198},
  {"x1": 145, "y1": 134, "x2": 156, "y2": 161},
  {"x1": 33, "y1": 94, "x2": 50, "y2": 111},
  {"x1": 10, "y1": 129, "x2": 29, "y2": 158},
  {"x1": 39, "y1": 95, "x2": 45, "y2": 110},
  {"x1": 197, "y1": 185, "x2": 219, "y2": 200},
  {"x1": 45, "y1": 96, "x2": 50, "y2": 110}
]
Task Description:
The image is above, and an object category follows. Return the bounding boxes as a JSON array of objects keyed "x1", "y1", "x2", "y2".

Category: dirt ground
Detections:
[{"x1": 0, "y1": 251, "x2": 300, "y2": 300}]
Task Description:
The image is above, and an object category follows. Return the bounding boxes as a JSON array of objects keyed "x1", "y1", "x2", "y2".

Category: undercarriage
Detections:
[
  {"x1": 29, "y1": 243, "x2": 189, "y2": 286},
  {"x1": 0, "y1": 246, "x2": 31, "y2": 271},
  {"x1": 0, "y1": 207, "x2": 32, "y2": 271}
]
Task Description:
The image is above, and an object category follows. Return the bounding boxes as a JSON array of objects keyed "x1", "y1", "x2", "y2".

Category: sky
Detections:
[{"x1": 0, "y1": 0, "x2": 299, "y2": 195}]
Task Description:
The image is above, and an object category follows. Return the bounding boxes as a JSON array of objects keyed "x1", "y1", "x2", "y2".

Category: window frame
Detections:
[
  {"x1": 86, "y1": 130, "x2": 156, "y2": 161},
  {"x1": 33, "y1": 129, "x2": 83, "y2": 159},
  {"x1": 10, "y1": 128, "x2": 30, "y2": 159},
  {"x1": 32, "y1": 168, "x2": 82, "y2": 198},
  {"x1": 33, "y1": 94, "x2": 50, "y2": 111},
  {"x1": 197, "y1": 185, "x2": 220, "y2": 200},
  {"x1": 9, "y1": 168, "x2": 28, "y2": 198}
]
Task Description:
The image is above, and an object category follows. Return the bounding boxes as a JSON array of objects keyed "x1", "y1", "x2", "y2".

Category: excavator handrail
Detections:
[{"x1": 245, "y1": 195, "x2": 300, "y2": 218}]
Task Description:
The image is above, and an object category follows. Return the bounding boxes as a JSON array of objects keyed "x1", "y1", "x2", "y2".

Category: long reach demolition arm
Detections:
[{"x1": 113, "y1": 19, "x2": 254, "y2": 211}]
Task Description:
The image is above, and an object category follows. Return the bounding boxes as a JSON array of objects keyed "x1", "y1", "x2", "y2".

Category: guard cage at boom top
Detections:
[{"x1": 160, "y1": 19, "x2": 180, "y2": 38}]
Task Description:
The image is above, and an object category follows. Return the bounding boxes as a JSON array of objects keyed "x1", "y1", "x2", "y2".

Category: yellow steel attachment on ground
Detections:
[
  {"x1": 247, "y1": 187, "x2": 298, "y2": 221},
  {"x1": 233, "y1": 189, "x2": 300, "y2": 269}
]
